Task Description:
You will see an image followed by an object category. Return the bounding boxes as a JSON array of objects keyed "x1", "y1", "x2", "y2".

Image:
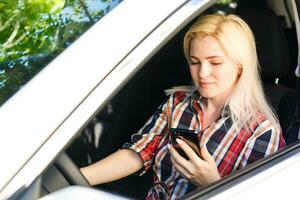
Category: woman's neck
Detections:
[
  {"x1": 200, "y1": 98, "x2": 225, "y2": 130},
  {"x1": 201, "y1": 85, "x2": 234, "y2": 113},
  {"x1": 203, "y1": 97, "x2": 226, "y2": 114}
]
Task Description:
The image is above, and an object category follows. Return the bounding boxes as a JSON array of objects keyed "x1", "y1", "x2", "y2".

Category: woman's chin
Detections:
[{"x1": 197, "y1": 89, "x2": 214, "y2": 98}]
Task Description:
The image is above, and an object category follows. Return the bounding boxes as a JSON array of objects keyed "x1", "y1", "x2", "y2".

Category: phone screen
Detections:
[{"x1": 169, "y1": 128, "x2": 201, "y2": 160}]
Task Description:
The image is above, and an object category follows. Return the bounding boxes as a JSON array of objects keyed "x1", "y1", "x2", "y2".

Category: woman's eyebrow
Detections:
[
  {"x1": 205, "y1": 55, "x2": 223, "y2": 59},
  {"x1": 189, "y1": 55, "x2": 199, "y2": 60},
  {"x1": 189, "y1": 55, "x2": 224, "y2": 59}
]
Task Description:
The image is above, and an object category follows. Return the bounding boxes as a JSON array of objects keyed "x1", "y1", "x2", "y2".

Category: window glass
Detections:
[{"x1": 0, "y1": 0, "x2": 122, "y2": 106}]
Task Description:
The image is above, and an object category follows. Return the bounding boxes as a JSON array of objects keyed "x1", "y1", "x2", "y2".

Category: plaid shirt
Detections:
[{"x1": 123, "y1": 90, "x2": 286, "y2": 200}]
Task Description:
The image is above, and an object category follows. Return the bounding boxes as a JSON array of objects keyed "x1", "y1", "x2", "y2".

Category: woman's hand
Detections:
[{"x1": 169, "y1": 138, "x2": 220, "y2": 186}]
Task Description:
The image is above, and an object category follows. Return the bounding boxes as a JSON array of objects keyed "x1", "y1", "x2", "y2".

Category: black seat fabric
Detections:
[
  {"x1": 236, "y1": 1, "x2": 297, "y2": 143},
  {"x1": 237, "y1": 1, "x2": 290, "y2": 82},
  {"x1": 94, "y1": 30, "x2": 190, "y2": 198}
]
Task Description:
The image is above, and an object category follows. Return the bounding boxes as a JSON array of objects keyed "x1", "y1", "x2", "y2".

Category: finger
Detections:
[
  {"x1": 176, "y1": 138, "x2": 201, "y2": 161},
  {"x1": 170, "y1": 153, "x2": 191, "y2": 178},
  {"x1": 170, "y1": 146, "x2": 188, "y2": 165},
  {"x1": 200, "y1": 145, "x2": 214, "y2": 163},
  {"x1": 169, "y1": 146, "x2": 191, "y2": 170}
]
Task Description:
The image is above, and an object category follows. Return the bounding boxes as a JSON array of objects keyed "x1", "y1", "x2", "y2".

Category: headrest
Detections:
[{"x1": 236, "y1": 3, "x2": 291, "y2": 82}]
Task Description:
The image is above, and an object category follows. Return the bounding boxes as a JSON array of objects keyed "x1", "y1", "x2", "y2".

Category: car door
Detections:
[{"x1": 0, "y1": 0, "x2": 217, "y2": 199}]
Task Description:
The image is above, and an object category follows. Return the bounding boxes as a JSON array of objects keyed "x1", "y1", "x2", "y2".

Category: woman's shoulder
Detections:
[
  {"x1": 245, "y1": 112, "x2": 285, "y2": 149},
  {"x1": 247, "y1": 111, "x2": 281, "y2": 135}
]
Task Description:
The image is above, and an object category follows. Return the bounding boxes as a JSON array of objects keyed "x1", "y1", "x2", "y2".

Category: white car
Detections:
[{"x1": 0, "y1": 0, "x2": 299, "y2": 199}]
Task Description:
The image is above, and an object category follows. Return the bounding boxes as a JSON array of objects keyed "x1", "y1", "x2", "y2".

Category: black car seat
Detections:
[
  {"x1": 236, "y1": 0, "x2": 298, "y2": 144},
  {"x1": 94, "y1": 30, "x2": 191, "y2": 199}
]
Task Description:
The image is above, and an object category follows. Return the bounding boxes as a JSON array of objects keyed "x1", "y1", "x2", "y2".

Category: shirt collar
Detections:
[
  {"x1": 189, "y1": 90, "x2": 231, "y2": 118},
  {"x1": 221, "y1": 104, "x2": 231, "y2": 118}
]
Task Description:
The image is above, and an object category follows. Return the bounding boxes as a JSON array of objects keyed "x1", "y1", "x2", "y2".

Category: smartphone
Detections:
[{"x1": 169, "y1": 128, "x2": 201, "y2": 160}]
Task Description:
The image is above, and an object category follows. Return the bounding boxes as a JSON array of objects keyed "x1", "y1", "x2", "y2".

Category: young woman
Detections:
[{"x1": 80, "y1": 14, "x2": 285, "y2": 200}]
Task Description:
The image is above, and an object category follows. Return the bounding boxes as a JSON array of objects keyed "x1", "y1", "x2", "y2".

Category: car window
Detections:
[
  {"x1": 64, "y1": 0, "x2": 299, "y2": 199},
  {"x1": 64, "y1": 1, "x2": 246, "y2": 199},
  {"x1": 0, "y1": 0, "x2": 122, "y2": 106},
  {"x1": 67, "y1": 0, "x2": 239, "y2": 168}
]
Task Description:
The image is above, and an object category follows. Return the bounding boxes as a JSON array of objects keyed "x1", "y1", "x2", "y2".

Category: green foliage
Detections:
[
  {"x1": 0, "y1": 0, "x2": 122, "y2": 105},
  {"x1": 217, "y1": 0, "x2": 233, "y2": 5},
  {"x1": 0, "y1": 0, "x2": 65, "y2": 62},
  {"x1": 26, "y1": 0, "x2": 65, "y2": 13}
]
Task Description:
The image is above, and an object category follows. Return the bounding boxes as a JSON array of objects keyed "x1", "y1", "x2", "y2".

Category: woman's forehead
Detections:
[{"x1": 189, "y1": 36, "x2": 227, "y2": 58}]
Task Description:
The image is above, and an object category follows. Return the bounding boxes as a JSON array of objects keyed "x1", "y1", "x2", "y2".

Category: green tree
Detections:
[
  {"x1": 0, "y1": 0, "x2": 121, "y2": 105},
  {"x1": 0, "y1": 0, "x2": 65, "y2": 61}
]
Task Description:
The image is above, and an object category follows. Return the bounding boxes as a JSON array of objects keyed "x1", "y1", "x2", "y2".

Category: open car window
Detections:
[
  {"x1": 0, "y1": 0, "x2": 123, "y2": 106},
  {"x1": 65, "y1": 0, "x2": 299, "y2": 199}
]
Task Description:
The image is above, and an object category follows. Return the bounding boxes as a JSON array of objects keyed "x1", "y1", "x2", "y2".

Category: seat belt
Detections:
[{"x1": 291, "y1": 0, "x2": 300, "y2": 140}]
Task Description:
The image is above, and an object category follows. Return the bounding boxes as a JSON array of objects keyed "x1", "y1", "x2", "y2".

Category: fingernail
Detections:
[
  {"x1": 176, "y1": 138, "x2": 182, "y2": 144},
  {"x1": 167, "y1": 144, "x2": 171, "y2": 149}
]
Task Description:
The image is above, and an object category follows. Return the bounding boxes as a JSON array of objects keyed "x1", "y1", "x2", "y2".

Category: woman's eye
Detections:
[
  {"x1": 211, "y1": 62, "x2": 222, "y2": 66},
  {"x1": 190, "y1": 61, "x2": 200, "y2": 65}
]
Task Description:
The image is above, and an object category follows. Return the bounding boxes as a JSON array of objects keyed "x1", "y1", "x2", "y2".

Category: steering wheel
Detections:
[{"x1": 54, "y1": 152, "x2": 90, "y2": 187}]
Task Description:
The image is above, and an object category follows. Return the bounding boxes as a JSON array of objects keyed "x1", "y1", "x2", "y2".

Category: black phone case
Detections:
[{"x1": 169, "y1": 128, "x2": 201, "y2": 159}]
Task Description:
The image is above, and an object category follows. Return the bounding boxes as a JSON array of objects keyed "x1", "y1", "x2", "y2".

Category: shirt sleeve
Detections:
[
  {"x1": 122, "y1": 92, "x2": 177, "y2": 175},
  {"x1": 240, "y1": 119, "x2": 286, "y2": 168}
]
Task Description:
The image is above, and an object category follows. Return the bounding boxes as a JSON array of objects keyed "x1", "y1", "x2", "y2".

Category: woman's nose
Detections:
[{"x1": 198, "y1": 63, "x2": 210, "y2": 78}]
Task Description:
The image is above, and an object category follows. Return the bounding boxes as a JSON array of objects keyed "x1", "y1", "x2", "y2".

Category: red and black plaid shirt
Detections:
[{"x1": 123, "y1": 90, "x2": 286, "y2": 200}]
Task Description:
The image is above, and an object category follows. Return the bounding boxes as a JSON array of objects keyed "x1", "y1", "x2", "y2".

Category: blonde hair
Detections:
[{"x1": 183, "y1": 14, "x2": 280, "y2": 131}]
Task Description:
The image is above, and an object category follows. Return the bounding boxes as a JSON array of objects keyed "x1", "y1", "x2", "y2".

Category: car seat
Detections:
[{"x1": 236, "y1": 0, "x2": 298, "y2": 144}]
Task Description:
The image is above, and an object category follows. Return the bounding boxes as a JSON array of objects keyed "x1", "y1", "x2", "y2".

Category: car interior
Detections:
[{"x1": 37, "y1": 0, "x2": 299, "y2": 199}]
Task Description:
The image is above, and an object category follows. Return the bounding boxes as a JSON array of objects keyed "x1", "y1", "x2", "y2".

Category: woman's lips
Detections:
[{"x1": 199, "y1": 81, "x2": 214, "y2": 87}]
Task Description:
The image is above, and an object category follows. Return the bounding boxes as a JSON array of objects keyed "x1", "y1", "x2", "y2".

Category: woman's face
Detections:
[{"x1": 189, "y1": 36, "x2": 241, "y2": 102}]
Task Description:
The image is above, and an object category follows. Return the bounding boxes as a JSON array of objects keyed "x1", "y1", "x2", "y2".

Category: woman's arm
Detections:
[{"x1": 80, "y1": 149, "x2": 143, "y2": 186}]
